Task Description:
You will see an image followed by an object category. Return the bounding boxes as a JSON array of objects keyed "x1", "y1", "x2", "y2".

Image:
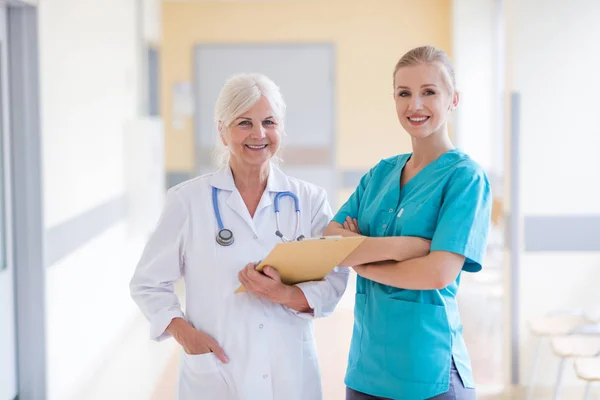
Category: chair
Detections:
[
  {"x1": 574, "y1": 357, "x2": 600, "y2": 400},
  {"x1": 550, "y1": 325, "x2": 600, "y2": 399},
  {"x1": 526, "y1": 310, "x2": 595, "y2": 400}
]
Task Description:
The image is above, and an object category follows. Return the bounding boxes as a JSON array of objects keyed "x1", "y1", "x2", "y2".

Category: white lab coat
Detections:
[{"x1": 130, "y1": 164, "x2": 349, "y2": 400}]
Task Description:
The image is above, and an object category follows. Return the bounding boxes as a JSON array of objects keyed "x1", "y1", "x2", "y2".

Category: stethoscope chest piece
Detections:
[{"x1": 216, "y1": 228, "x2": 234, "y2": 246}]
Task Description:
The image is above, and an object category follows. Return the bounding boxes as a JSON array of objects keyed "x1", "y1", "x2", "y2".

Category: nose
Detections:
[
  {"x1": 250, "y1": 124, "x2": 266, "y2": 138},
  {"x1": 408, "y1": 95, "x2": 423, "y2": 112}
]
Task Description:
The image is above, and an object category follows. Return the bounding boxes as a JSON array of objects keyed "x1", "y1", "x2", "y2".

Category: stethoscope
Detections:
[{"x1": 212, "y1": 187, "x2": 305, "y2": 246}]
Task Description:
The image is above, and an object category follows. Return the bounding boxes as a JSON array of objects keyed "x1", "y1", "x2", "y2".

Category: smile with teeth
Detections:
[
  {"x1": 408, "y1": 116, "x2": 429, "y2": 122},
  {"x1": 245, "y1": 144, "x2": 268, "y2": 150}
]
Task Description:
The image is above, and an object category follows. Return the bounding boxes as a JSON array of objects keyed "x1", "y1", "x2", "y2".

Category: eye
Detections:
[
  {"x1": 423, "y1": 89, "x2": 436, "y2": 96},
  {"x1": 397, "y1": 91, "x2": 411, "y2": 98},
  {"x1": 238, "y1": 120, "x2": 251, "y2": 126},
  {"x1": 263, "y1": 119, "x2": 276, "y2": 126}
]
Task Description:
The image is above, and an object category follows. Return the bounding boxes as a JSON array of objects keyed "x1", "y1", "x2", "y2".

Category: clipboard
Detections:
[{"x1": 235, "y1": 236, "x2": 365, "y2": 293}]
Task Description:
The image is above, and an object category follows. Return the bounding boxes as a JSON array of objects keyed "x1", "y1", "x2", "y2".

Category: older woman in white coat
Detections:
[{"x1": 130, "y1": 73, "x2": 349, "y2": 400}]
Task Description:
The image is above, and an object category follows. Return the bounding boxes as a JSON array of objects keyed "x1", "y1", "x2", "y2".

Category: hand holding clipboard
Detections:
[{"x1": 235, "y1": 236, "x2": 365, "y2": 293}]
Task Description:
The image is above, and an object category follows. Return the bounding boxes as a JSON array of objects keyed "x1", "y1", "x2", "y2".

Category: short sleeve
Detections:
[
  {"x1": 430, "y1": 167, "x2": 492, "y2": 273},
  {"x1": 332, "y1": 167, "x2": 375, "y2": 225}
]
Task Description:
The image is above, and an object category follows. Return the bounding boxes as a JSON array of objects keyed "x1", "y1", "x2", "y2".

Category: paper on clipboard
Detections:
[{"x1": 235, "y1": 236, "x2": 365, "y2": 293}]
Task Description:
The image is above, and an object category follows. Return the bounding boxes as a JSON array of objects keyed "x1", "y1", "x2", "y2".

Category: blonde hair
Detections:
[
  {"x1": 213, "y1": 73, "x2": 286, "y2": 167},
  {"x1": 393, "y1": 45, "x2": 456, "y2": 93}
]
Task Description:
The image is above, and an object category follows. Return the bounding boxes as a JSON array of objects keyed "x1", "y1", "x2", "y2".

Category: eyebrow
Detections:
[
  {"x1": 396, "y1": 84, "x2": 439, "y2": 90},
  {"x1": 235, "y1": 116, "x2": 275, "y2": 121}
]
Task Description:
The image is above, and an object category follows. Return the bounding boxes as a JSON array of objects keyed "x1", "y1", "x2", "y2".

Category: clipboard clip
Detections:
[{"x1": 299, "y1": 235, "x2": 343, "y2": 241}]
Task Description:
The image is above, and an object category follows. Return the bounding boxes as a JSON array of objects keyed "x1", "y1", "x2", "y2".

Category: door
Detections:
[
  {"x1": 193, "y1": 44, "x2": 337, "y2": 203},
  {"x1": 0, "y1": 2, "x2": 17, "y2": 399}
]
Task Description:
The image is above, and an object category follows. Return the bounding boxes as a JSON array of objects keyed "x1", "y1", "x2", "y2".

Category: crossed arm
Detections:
[{"x1": 324, "y1": 217, "x2": 465, "y2": 290}]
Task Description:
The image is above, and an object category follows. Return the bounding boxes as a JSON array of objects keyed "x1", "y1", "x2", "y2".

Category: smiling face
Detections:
[
  {"x1": 220, "y1": 96, "x2": 282, "y2": 168},
  {"x1": 393, "y1": 62, "x2": 459, "y2": 140}
]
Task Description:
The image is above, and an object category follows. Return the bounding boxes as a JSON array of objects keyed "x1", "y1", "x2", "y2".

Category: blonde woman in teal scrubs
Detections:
[{"x1": 324, "y1": 46, "x2": 492, "y2": 400}]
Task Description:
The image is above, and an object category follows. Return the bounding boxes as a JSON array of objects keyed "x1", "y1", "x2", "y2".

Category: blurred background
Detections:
[{"x1": 1, "y1": 0, "x2": 600, "y2": 399}]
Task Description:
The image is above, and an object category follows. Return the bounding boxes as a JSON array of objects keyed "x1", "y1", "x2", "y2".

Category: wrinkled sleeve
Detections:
[
  {"x1": 292, "y1": 187, "x2": 350, "y2": 319},
  {"x1": 430, "y1": 167, "x2": 492, "y2": 273},
  {"x1": 129, "y1": 188, "x2": 189, "y2": 340}
]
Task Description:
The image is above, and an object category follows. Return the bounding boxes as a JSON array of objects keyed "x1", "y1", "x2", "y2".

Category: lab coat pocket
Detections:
[
  {"x1": 383, "y1": 299, "x2": 451, "y2": 383},
  {"x1": 348, "y1": 293, "x2": 367, "y2": 369},
  {"x1": 179, "y1": 351, "x2": 231, "y2": 400},
  {"x1": 183, "y1": 352, "x2": 219, "y2": 375}
]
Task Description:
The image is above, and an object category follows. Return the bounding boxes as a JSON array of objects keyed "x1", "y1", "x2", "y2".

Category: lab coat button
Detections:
[
  {"x1": 259, "y1": 324, "x2": 264, "y2": 329},
  {"x1": 253, "y1": 235, "x2": 258, "y2": 239},
  {"x1": 263, "y1": 374, "x2": 268, "y2": 378}
]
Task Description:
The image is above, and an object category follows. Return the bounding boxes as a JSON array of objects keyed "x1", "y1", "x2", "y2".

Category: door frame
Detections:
[{"x1": 6, "y1": 1, "x2": 45, "y2": 399}]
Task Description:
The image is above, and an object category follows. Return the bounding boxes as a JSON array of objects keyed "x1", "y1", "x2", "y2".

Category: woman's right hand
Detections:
[{"x1": 166, "y1": 318, "x2": 229, "y2": 363}]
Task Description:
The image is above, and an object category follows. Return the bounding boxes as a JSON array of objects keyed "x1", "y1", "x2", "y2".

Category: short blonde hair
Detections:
[
  {"x1": 213, "y1": 73, "x2": 286, "y2": 166},
  {"x1": 393, "y1": 45, "x2": 456, "y2": 93}
]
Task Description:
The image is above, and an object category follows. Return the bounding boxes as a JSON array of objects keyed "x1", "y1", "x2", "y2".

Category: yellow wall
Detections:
[{"x1": 161, "y1": 0, "x2": 452, "y2": 173}]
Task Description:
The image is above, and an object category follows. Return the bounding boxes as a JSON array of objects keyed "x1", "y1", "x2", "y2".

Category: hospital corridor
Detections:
[{"x1": 2, "y1": 1, "x2": 600, "y2": 399}]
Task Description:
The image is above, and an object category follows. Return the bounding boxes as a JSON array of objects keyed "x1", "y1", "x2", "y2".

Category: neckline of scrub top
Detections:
[{"x1": 400, "y1": 148, "x2": 461, "y2": 193}]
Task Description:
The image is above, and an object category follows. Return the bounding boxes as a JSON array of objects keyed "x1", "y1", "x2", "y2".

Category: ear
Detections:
[{"x1": 450, "y1": 91, "x2": 460, "y2": 111}]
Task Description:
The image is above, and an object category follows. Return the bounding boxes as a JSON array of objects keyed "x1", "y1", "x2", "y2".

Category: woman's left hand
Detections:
[
  {"x1": 342, "y1": 217, "x2": 361, "y2": 235},
  {"x1": 238, "y1": 263, "x2": 290, "y2": 304}
]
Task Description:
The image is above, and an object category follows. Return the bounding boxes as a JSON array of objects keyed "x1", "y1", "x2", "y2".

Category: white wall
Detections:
[
  {"x1": 505, "y1": 0, "x2": 600, "y2": 389},
  {"x1": 38, "y1": 0, "x2": 163, "y2": 398},
  {"x1": 142, "y1": 0, "x2": 162, "y2": 44},
  {"x1": 452, "y1": 0, "x2": 502, "y2": 185},
  {"x1": 39, "y1": 0, "x2": 137, "y2": 228}
]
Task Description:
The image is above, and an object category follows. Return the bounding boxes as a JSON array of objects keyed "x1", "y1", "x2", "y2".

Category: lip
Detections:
[
  {"x1": 406, "y1": 115, "x2": 430, "y2": 127},
  {"x1": 244, "y1": 144, "x2": 269, "y2": 151}
]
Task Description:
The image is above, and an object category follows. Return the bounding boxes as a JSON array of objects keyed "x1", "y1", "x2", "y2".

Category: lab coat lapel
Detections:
[
  {"x1": 255, "y1": 164, "x2": 291, "y2": 215},
  {"x1": 227, "y1": 191, "x2": 257, "y2": 234},
  {"x1": 208, "y1": 164, "x2": 292, "y2": 236},
  {"x1": 209, "y1": 165, "x2": 236, "y2": 191},
  {"x1": 209, "y1": 166, "x2": 257, "y2": 235}
]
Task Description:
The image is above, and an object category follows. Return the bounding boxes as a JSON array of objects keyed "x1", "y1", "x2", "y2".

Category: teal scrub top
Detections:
[{"x1": 333, "y1": 149, "x2": 492, "y2": 400}]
